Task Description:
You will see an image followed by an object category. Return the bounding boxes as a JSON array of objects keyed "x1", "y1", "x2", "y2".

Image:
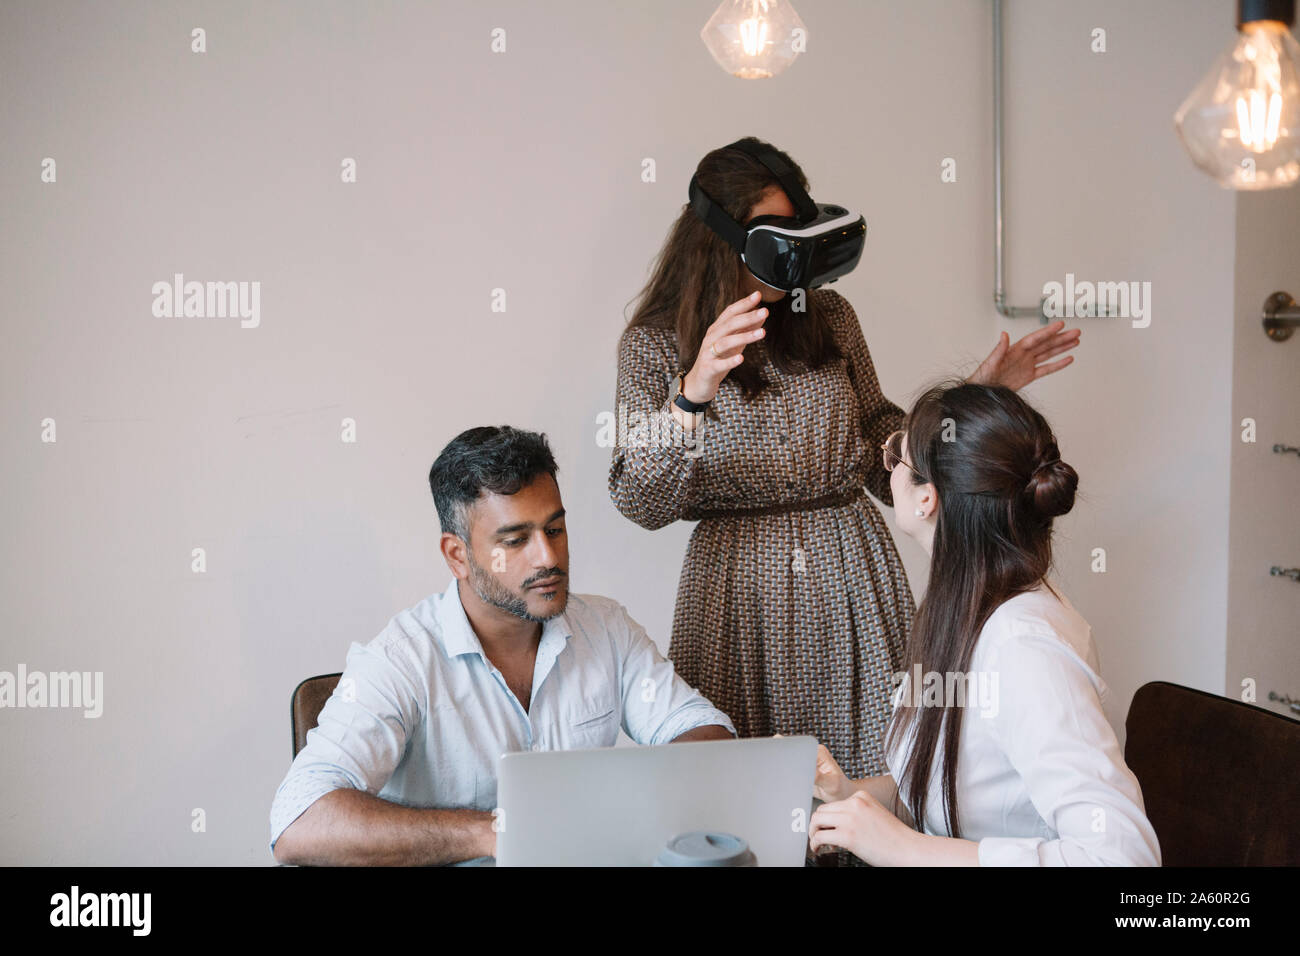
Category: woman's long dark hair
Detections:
[
  {"x1": 884, "y1": 380, "x2": 1081, "y2": 838},
  {"x1": 623, "y1": 136, "x2": 842, "y2": 399}
]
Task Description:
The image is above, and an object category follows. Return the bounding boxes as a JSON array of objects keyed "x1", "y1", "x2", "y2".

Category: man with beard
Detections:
[{"x1": 269, "y1": 425, "x2": 736, "y2": 866}]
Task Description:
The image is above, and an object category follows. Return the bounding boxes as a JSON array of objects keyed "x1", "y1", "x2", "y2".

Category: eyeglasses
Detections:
[{"x1": 881, "y1": 430, "x2": 926, "y2": 482}]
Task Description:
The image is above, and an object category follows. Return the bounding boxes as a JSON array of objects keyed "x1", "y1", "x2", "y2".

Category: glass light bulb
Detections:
[
  {"x1": 701, "y1": 0, "x2": 807, "y2": 80},
  {"x1": 1175, "y1": 20, "x2": 1300, "y2": 190}
]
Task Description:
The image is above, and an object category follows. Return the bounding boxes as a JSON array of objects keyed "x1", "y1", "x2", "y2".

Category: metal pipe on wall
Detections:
[{"x1": 992, "y1": 0, "x2": 1112, "y2": 322}]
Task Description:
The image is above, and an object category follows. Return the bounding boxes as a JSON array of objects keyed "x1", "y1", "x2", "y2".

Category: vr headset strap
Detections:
[
  {"x1": 688, "y1": 140, "x2": 821, "y2": 252},
  {"x1": 723, "y1": 139, "x2": 820, "y2": 223},
  {"x1": 689, "y1": 174, "x2": 748, "y2": 253}
]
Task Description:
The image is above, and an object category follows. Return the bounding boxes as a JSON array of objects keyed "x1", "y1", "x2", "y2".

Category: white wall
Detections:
[
  {"x1": 1227, "y1": 183, "x2": 1300, "y2": 717},
  {"x1": 0, "y1": 0, "x2": 1238, "y2": 864}
]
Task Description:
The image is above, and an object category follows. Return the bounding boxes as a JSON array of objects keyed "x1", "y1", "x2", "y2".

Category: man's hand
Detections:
[
  {"x1": 272, "y1": 789, "x2": 497, "y2": 866},
  {"x1": 668, "y1": 724, "x2": 734, "y2": 743},
  {"x1": 482, "y1": 812, "x2": 499, "y2": 860}
]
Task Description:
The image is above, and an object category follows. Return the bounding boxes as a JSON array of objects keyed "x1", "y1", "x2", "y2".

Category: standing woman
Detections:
[{"x1": 608, "y1": 136, "x2": 1080, "y2": 786}]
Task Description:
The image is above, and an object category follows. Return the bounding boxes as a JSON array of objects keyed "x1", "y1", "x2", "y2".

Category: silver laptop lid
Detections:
[{"x1": 495, "y1": 735, "x2": 817, "y2": 866}]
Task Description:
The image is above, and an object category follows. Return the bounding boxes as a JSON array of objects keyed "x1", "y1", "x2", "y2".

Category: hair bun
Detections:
[{"x1": 1026, "y1": 457, "x2": 1078, "y2": 519}]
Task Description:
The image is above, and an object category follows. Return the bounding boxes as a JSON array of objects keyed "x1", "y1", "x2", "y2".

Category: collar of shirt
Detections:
[{"x1": 429, "y1": 577, "x2": 575, "y2": 702}]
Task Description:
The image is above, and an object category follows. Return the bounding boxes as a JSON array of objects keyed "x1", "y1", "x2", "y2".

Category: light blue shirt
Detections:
[{"x1": 269, "y1": 578, "x2": 737, "y2": 863}]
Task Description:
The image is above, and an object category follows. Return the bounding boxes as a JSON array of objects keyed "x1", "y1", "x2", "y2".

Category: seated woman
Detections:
[{"x1": 809, "y1": 380, "x2": 1160, "y2": 866}]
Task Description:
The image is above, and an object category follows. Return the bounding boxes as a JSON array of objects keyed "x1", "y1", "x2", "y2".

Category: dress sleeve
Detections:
[
  {"x1": 824, "y1": 290, "x2": 906, "y2": 507},
  {"x1": 607, "y1": 325, "x2": 708, "y2": 531},
  {"x1": 975, "y1": 631, "x2": 1162, "y2": 866}
]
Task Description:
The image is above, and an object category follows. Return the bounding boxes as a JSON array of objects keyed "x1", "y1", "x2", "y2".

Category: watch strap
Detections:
[{"x1": 672, "y1": 372, "x2": 709, "y2": 413}]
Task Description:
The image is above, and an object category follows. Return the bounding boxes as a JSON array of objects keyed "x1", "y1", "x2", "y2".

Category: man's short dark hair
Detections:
[{"x1": 428, "y1": 426, "x2": 559, "y2": 541}]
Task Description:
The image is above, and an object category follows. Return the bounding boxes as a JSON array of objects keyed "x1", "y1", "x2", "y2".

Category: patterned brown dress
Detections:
[{"x1": 608, "y1": 287, "x2": 916, "y2": 782}]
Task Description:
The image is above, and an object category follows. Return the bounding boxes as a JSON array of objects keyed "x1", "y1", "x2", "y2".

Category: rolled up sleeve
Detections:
[
  {"x1": 613, "y1": 605, "x2": 736, "y2": 746},
  {"x1": 268, "y1": 636, "x2": 423, "y2": 852},
  {"x1": 977, "y1": 632, "x2": 1161, "y2": 867}
]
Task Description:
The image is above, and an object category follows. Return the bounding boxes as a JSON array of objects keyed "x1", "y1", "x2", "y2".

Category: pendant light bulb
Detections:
[
  {"x1": 1175, "y1": 8, "x2": 1300, "y2": 190},
  {"x1": 701, "y1": 0, "x2": 807, "y2": 80}
]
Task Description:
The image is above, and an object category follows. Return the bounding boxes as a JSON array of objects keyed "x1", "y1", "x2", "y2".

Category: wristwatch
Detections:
[{"x1": 670, "y1": 371, "x2": 709, "y2": 413}]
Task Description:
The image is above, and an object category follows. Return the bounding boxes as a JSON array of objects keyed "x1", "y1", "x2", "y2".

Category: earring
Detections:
[{"x1": 914, "y1": 509, "x2": 925, "y2": 517}]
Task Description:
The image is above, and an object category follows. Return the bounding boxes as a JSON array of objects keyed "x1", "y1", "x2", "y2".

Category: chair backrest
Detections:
[
  {"x1": 291, "y1": 673, "x2": 342, "y2": 758},
  {"x1": 1125, "y1": 680, "x2": 1300, "y2": 866}
]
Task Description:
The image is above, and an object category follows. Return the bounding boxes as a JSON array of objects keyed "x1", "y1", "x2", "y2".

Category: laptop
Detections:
[{"x1": 494, "y1": 735, "x2": 818, "y2": 866}]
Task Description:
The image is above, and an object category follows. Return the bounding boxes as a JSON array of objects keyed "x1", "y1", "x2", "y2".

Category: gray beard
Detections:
[{"x1": 465, "y1": 551, "x2": 564, "y2": 624}]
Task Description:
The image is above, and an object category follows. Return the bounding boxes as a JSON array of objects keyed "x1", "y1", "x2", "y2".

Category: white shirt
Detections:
[
  {"x1": 884, "y1": 581, "x2": 1161, "y2": 866},
  {"x1": 269, "y1": 578, "x2": 737, "y2": 863}
]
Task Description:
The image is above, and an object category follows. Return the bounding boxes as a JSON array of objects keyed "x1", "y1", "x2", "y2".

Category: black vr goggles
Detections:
[{"x1": 688, "y1": 139, "x2": 867, "y2": 292}]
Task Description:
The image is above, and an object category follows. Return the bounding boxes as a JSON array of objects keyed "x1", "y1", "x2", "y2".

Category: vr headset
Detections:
[{"x1": 688, "y1": 139, "x2": 867, "y2": 292}]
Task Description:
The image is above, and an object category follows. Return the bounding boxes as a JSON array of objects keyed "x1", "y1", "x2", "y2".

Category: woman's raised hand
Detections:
[
  {"x1": 968, "y1": 320, "x2": 1081, "y2": 391},
  {"x1": 682, "y1": 291, "x2": 768, "y2": 404}
]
